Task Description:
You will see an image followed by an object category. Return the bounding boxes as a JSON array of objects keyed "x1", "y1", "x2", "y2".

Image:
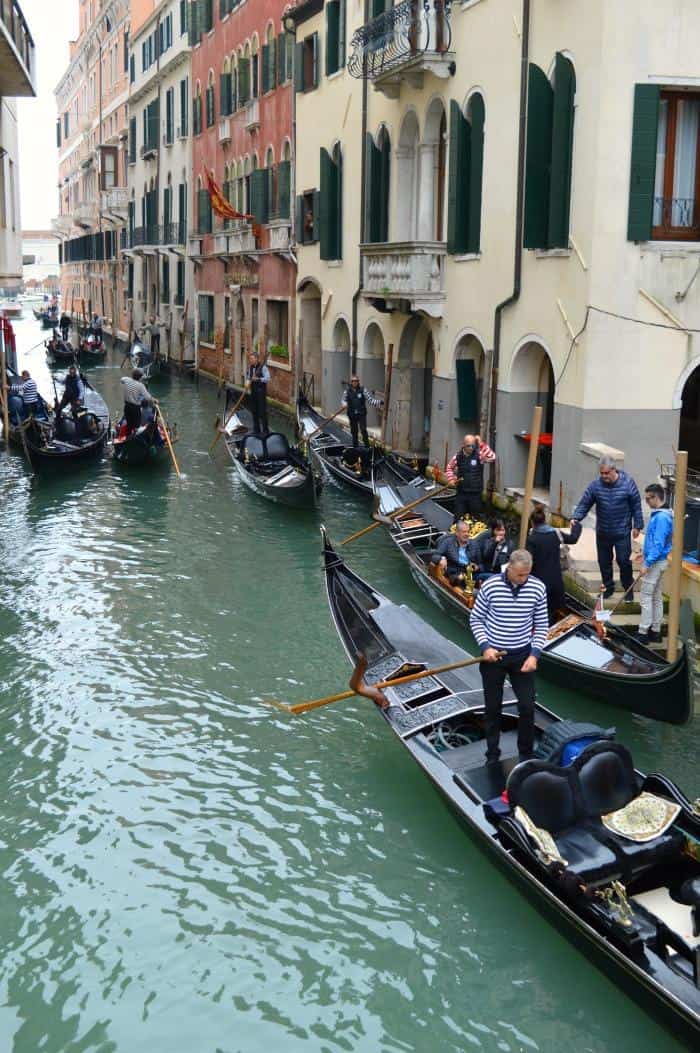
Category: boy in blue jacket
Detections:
[{"x1": 634, "y1": 483, "x2": 673, "y2": 643}]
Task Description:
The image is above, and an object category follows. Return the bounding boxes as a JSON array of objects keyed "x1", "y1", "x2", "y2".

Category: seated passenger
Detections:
[
  {"x1": 431, "y1": 520, "x2": 475, "y2": 586},
  {"x1": 474, "y1": 519, "x2": 514, "y2": 582}
]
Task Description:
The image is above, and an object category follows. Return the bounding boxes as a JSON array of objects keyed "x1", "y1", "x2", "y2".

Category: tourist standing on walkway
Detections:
[
  {"x1": 571, "y1": 456, "x2": 643, "y2": 599},
  {"x1": 469, "y1": 549, "x2": 548, "y2": 764},
  {"x1": 634, "y1": 483, "x2": 673, "y2": 644},
  {"x1": 446, "y1": 434, "x2": 496, "y2": 521},
  {"x1": 526, "y1": 507, "x2": 566, "y2": 623},
  {"x1": 247, "y1": 351, "x2": 270, "y2": 435}
]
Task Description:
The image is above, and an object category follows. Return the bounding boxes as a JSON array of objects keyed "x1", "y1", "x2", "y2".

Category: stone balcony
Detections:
[
  {"x1": 360, "y1": 241, "x2": 446, "y2": 317},
  {"x1": 73, "y1": 202, "x2": 98, "y2": 229},
  {"x1": 348, "y1": 0, "x2": 454, "y2": 99},
  {"x1": 0, "y1": 0, "x2": 35, "y2": 97},
  {"x1": 52, "y1": 215, "x2": 73, "y2": 236},
  {"x1": 100, "y1": 187, "x2": 128, "y2": 220},
  {"x1": 243, "y1": 99, "x2": 259, "y2": 133},
  {"x1": 268, "y1": 217, "x2": 291, "y2": 252},
  {"x1": 218, "y1": 117, "x2": 231, "y2": 145},
  {"x1": 213, "y1": 222, "x2": 257, "y2": 255}
]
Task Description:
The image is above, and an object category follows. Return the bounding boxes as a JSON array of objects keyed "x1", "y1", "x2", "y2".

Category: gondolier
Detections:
[
  {"x1": 120, "y1": 368, "x2": 152, "y2": 434},
  {"x1": 247, "y1": 351, "x2": 270, "y2": 435},
  {"x1": 60, "y1": 312, "x2": 71, "y2": 342},
  {"x1": 469, "y1": 549, "x2": 548, "y2": 763},
  {"x1": 8, "y1": 370, "x2": 42, "y2": 423},
  {"x1": 342, "y1": 376, "x2": 382, "y2": 448},
  {"x1": 55, "y1": 365, "x2": 85, "y2": 415},
  {"x1": 446, "y1": 434, "x2": 496, "y2": 521}
]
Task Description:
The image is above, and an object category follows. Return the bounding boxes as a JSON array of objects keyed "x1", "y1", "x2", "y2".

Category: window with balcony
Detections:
[
  {"x1": 647, "y1": 91, "x2": 700, "y2": 241},
  {"x1": 199, "y1": 294, "x2": 215, "y2": 343},
  {"x1": 524, "y1": 54, "x2": 576, "y2": 251},
  {"x1": 320, "y1": 144, "x2": 342, "y2": 260},
  {"x1": 326, "y1": 0, "x2": 346, "y2": 77},
  {"x1": 296, "y1": 189, "x2": 320, "y2": 245},
  {"x1": 447, "y1": 94, "x2": 485, "y2": 255},
  {"x1": 295, "y1": 33, "x2": 319, "y2": 94}
]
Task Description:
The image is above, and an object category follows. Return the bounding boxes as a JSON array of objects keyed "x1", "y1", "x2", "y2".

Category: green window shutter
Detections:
[
  {"x1": 312, "y1": 33, "x2": 319, "y2": 89},
  {"x1": 339, "y1": 0, "x2": 346, "y2": 67},
  {"x1": 188, "y1": 0, "x2": 200, "y2": 46},
  {"x1": 364, "y1": 133, "x2": 381, "y2": 242},
  {"x1": 277, "y1": 32, "x2": 286, "y2": 82},
  {"x1": 467, "y1": 93, "x2": 485, "y2": 254},
  {"x1": 320, "y1": 147, "x2": 338, "y2": 259},
  {"x1": 547, "y1": 53, "x2": 576, "y2": 249},
  {"x1": 250, "y1": 169, "x2": 269, "y2": 224},
  {"x1": 269, "y1": 37, "x2": 277, "y2": 91},
  {"x1": 294, "y1": 42, "x2": 304, "y2": 92},
  {"x1": 326, "y1": 1, "x2": 340, "y2": 77},
  {"x1": 456, "y1": 359, "x2": 478, "y2": 421},
  {"x1": 220, "y1": 72, "x2": 231, "y2": 116},
  {"x1": 296, "y1": 195, "x2": 305, "y2": 242},
  {"x1": 278, "y1": 160, "x2": 291, "y2": 218},
  {"x1": 239, "y1": 57, "x2": 250, "y2": 103},
  {"x1": 262, "y1": 44, "x2": 270, "y2": 94},
  {"x1": 447, "y1": 100, "x2": 463, "y2": 254},
  {"x1": 378, "y1": 134, "x2": 390, "y2": 242},
  {"x1": 524, "y1": 63, "x2": 553, "y2": 250},
  {"x1": 335, "y1": 152, "x2": 343, "y2": 259},
  {"x1": 627, "y1": 83, "x2": 660, "y2": 242},
  {"x1": 370, "y1": 0, "x2": 385, "y2": 17},
  {"x1": 312, "y1": 189, "x2": 321, "y2": 241}
]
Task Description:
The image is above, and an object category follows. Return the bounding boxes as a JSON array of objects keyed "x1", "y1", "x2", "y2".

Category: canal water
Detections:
[{"x1": 0, "y1": 314, "x2": 697, "y2": 1053}]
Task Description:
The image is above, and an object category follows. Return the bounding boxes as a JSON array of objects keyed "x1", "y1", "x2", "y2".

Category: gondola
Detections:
[
  {"x1": 130, "y1": 339, "x2": 159, "y2": 380},
  {"x1": 78, "y1": 336, "x2": 108, "y2": 363},
  {"x1": 112, "y1": 406, "x2": 170, "y2": 466},
  {"x1": 8, "y1": 370, "x2": 109, "y2": 469},
  {"x1": 36, "y1": 309, "x2": 59, "y2": 329},
  {"x1": 321, "y1": 528, "x2": 700, "y2": 1045},
  {"x1": 296, "y1": 389, "x2": 421, "y2": 495},
  {"x1": 45, "y1": 332, "x2": 78, "y2": 365},
  {"x1": 223, "y1": 408, "x2": 323, "y2": 509},
  {"x1": 371, "y1": 473, "x2": 693, "y2": 725}
]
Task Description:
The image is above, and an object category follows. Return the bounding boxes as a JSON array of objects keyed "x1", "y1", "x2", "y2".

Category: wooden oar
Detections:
[
  {"x1": 340, "y1": 481, "x2": 455, "y2": 546},
  {"x1": 607, "y1": 571, "x2": 646, "y2": 617},
  {"x1": 153, "y1": 400, "x2": 181, "y2": 477},
  {"x1": 266, "y1": 652, "x2": 501, "y2": 716},
  {"x1": 305, "y1": 405, "x2": 345, "y2": 443},
  {"x1": 209, "y1": 387, "x2": 247, "y2": 453}
]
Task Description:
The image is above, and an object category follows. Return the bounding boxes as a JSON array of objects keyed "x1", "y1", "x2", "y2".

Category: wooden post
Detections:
[
  {"x1": 295, "y1": 319, "x2": 304, "y2": 397},
  {"x1": 443, "y1": 439, "x2": 449, "y2": 471},
  {"x1": 0, "y1": 326, "x2": 10, "y2": 444},
  {"x1": 381, "y1": 343, "x2": 394, "y2": 447},
  {"x1": 518, "y1": 404, "x2": 543, "y2": 548},
  {"x1": 667, "y1": 450, "x2": 688, "y2": 663}
]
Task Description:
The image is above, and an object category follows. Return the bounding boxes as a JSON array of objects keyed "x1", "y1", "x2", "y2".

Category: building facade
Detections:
[
  {"x1": 0, "y1": 1, "x2": 36, "y2": 297},
  {"x1": 54, "y1": 0, "x2": 131, "y2": 343},
  {"x1": 190, "y1": 0, "x2": 295, "y2": 401},
  {"x1": 22, "y1": 230, "x2": 60, "y2": 290},
  {"x1": 292, "y1": 0, "x2": 700, "y2": 513},
  {"x1": 125, "y1": 0, "x2": 193, "y2": 362}
]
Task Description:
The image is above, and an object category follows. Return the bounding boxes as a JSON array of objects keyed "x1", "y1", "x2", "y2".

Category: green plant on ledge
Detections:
[{"x1": 269, "y1": 343, "x2": 289, "y2": 360}]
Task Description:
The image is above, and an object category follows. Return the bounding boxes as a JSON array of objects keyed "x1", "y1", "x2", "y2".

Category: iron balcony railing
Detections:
[
  {"x1": 163, "y1": 220, "x2": 187, "y2": 246},
  {"x1": 0, "y1": 0, "x2": 35, "y2": 87},
  {"x1": 348, "y1": 0, "x2": 452, "y2": 81},
  {"x1": 653, "y1": 196, "x2": 698, "y2": 231}
]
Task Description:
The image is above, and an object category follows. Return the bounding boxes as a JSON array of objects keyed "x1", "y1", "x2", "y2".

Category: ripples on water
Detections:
[{"x1": 0, "y1": 318, "x2": 693, "y2": 1051}]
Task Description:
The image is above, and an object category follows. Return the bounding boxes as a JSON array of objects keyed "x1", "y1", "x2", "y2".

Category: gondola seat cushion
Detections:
[
  {"x1": 264, "y1": 433, "x2": 290, "y2": 461},
  {"x1": 242, "y1": 436, "x2": 266, "y2": 460},
  {"x1": 552, "y1": 827, "x2": 622, "y2": 885}
]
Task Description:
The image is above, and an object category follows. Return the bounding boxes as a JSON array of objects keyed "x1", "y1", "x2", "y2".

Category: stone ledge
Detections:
[{"x1": 579, "y1": 441, "x2": 625, "y2": 462}]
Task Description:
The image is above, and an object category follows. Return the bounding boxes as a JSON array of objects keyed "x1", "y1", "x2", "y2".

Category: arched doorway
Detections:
[
  {"x1": 454, "y1": 333, "x2": 486, "y2": 435},
  {"x1": 359, "y1": 322, "x2": 386, "y2": 431},
  {"x1": 679, "y1": 364, "x2": 700, "y2": 469},
  {"x1": 389, "y1": 316, "x2": 433, "y2": 453},
  {"x1": 298, "y1": 279, "x2": 322, "y2": 407},
  {"x1": 322, "y1": 316, "x2": 351, "y2": 410},
  {"x1": 508, "y1": 340, "x2": 555, "y2": 490}
]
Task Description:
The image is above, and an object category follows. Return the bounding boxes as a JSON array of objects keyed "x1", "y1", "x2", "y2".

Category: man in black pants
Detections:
[
  {"x1": 469, "y1": 549, "x2": 548, "y2": 764},
  {"x1": 445, "y1": 434, "x2": 497, "y2": 522},
  {"x1": 342, "y1": 375, "x2": 383, "y2": 447},
  {"x1": 120, "y1": 368, "x2": 152, "y2": 433},
  {"x1": 247, "y1": 351, "x2": 270, "y2": 434}
]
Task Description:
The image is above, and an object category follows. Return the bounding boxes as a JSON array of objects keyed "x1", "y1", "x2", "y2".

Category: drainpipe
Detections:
[
  {"x1": 351, "y1": 0, "x2": 370, "y2": 374},
  {"x1": 488, "y1": 0, "x2": 530, "y2": 462}
]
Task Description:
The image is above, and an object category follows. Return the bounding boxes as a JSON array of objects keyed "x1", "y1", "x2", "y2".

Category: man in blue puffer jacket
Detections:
[{"x1": 571, "y1": 456, "x2": 643, "y2": 599}]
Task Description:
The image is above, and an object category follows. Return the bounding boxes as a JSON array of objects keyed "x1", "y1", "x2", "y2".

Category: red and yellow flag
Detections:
[{"x1": 205, "y1": 168, "x2": 252, "y2": 223}]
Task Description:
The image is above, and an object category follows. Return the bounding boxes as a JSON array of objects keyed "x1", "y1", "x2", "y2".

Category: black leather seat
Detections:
[
  {"x1": 506, "y1": 761, "x2": 621, "y2": 885},
  {"x1": 264, "y1": 433, "x2": 290, "y2": 461},
  {"x1": 242, "y1": 435, "x2": 266, "y2": 460}
]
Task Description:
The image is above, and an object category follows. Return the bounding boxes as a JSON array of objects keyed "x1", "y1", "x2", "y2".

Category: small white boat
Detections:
[{"x1": 0, "y1": 299, "x2": 23, "y2": 318}]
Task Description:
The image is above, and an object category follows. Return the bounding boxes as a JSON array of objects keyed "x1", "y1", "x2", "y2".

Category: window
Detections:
[
  {"x1": 202, "y1": 0, "x2": 213, "y2": 34},
  {"x1": 175, "y1": 259, "x2": 185, "y2": 305},
  {"x1": 64, "y1": 112, "x2": 69, "y2": 138},
  {"x1": 252, "y1": 39, "x2": 259, "y2": 99},
  {"x1": 295, "y1": 189, "x2": 320, "y2": 244},
  {"x1": 277, "y1": 31, "x2": 294, "y2": 84},
  {"x1": 56, "y1": 119, "x2": 61, "y2": 148},
  {"x1": 162, "y1": 257, "x2": 170, "y2": 303},
  {"x1": 164, "y1": 183, "x2": 172, "y2": 229},
  {"x1": 220, "y1": 63, "x2": 232, "y2": 116},
  {"x1": 128, "y1": 116, "x2": 137, "y2": 163},
  {"x1": 267, "y1": 299, "x2": 288, "y2": 352},
  {"x1": 250, "y1": 165, "x2": 269, "y2": 224},
  {"x1": 262, "y1": 28, "x2": 277, "y2": 94},
  {"x1": 199, "y1": 294, "x2": 215, "y2": 343},
  {"x1": 524, "y1": 55, "x2": 576, "y2": 250},
  {"x1": 178, "y1": 182, "x2": 187, "y2": 242},
  {"x1": 128, "y1": 261, "x2": 134, "y2": 299},
  {"x1": 365, "y1": 129, "x2": 390, "y2": 243},
  {"x1": 197, "y1": 183, "x2": 212, "y2": 233},
  {"x1": 100, "y1": 147, "x2": 117, "y2": 190},
  {"x1": 447, "y1": 94, "x2": 485, "y2": 255},
  {"x1": 224, "y1": 294, "x2": 230, "y2": 349},
  {"x1": 320, "y1": 144, "x2": 342, "y2": 260},
  {"x1": 129, "y1": 54, "x2": 135, "y2": 84},
  {"x1": 193, "y1": 86, "x2": 202, "y2": 135},
  {"x1": 180, "y1": 0, "x2": 188, "y2": 36},
  {"x1": 124, "y1": 30, "x2": 129, "y2": 72},
  {"x1": 206, "y1": 74, "x2": 216, "y2": 127},
  {"x1": 295, "y1": 33, "x2": 319, "y2": 94},
  {"x1": 238, "y1": 55, "x2": 251, "y2": 105},
  {"x1": 277, "y1": 155, "x2": 291, "y2": 219},
  {"x1": 180, "y1": 77, "x2": 189, "y2": 136},
  {"x1": 650, "y1": 91, "x2": 700, "y2": 240},
  {"x1": 143, "y1": 99, "x2": 160, "y2": 152},
  {"x1": 325, "y1": 0, "x2": 345, "y2": 77},
  {"x1": 165, "y1": 88, "x2": 174, "y2": 144}
]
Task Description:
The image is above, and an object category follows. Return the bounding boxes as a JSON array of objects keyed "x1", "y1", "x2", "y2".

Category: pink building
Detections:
[{"x1": 189, "y1": 0, "x2": 295, "y2": 402}]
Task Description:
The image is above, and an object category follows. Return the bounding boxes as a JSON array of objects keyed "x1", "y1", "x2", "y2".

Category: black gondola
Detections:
[
  {"x1": 78, "y1": 336, "x2": 108, "y2": 363},
  {"x1": 223, "y1": 409, "x2": 322, "y2": 509},
  {"x1": 36, "y1": 309, "x2": 59, "y2": 329},
  {"x1": 45, "y1": 332, "x2": 78, "y2": 365},
  {"x1": 371, "y1": 473, "x2": 693, "y2": 725},
  {"x1": 8, "y1": 371, "x2": 109, "y2": 469},
  {"x1": 112, "y1": 407, "x2": 169, "y2": 466},
  {"x1": 296, "y1": 389, "x2": 420, "y2": 495},
  {"x1": 130, "y1": 340, "x2": 159, "y2": 380},
  {"x1": 321, "y1": 528, "x2": 700, "y2": 1046}
]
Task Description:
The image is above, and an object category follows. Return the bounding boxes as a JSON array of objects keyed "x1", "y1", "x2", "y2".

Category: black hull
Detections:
[
  {"x1": 113, "y1": 429, "x2": 166, "y2": 466},
  {"x1": 225, "y1": 440, "x2": 319, "y2": 509},
  {"x1": 320, "y1": 529, "x2": 700, "y2": 1047}
]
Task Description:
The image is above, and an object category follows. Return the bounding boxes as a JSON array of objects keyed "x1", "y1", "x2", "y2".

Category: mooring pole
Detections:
[
  {"x1": 667, "y1": 450, "x2": 688, "y2": 663},
  {"x1": 519, "y1": 405, "x2": 543, "y2": 548}
]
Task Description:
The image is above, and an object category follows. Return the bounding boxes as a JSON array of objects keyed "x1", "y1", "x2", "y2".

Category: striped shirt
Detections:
[
  {"x1": 11, "y1": 378, "x2": 39, "y2": 404},
  {"x1": 446, "y1": 440, "x2": 496, "y2": 485},
  {"x1": 470, "y1": 568, "x2": 549, "y2": 657}
]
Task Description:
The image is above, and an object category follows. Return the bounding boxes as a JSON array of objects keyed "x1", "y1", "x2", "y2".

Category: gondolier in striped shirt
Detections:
[
  {"x1": 8, "y1": 371, "x2": 41, "y2": 423},
  {"x1": 469, "y1": 549, "x2": 548, "y2": 764}
]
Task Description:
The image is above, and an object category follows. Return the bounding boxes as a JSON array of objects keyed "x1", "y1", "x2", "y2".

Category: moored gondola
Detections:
[
  {"x1": 371, "y1": 473, "x2": 693, "y2": 725},
  {"x1": 224, "y1": 409, "x2": 322, "y2": 509},
  {"x1": 320, "y1": 528, "x2": 700, "y2": 1046},
  {"x1": 130, "y1": 339, "x2": 159, "y2": 380},
  {"x1": 8, "y1": 370, "x2": 109, "y2": 469},
  {"x1": 296, "y1": 389, "x2": 421, "y2": 495}
]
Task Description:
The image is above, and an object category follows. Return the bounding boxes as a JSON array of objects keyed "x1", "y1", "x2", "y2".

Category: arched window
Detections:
[
  {"x1": 251, "y1": 35, "x2": 259, "y2": 99},
  {"x1": 206, "y1": 70, "x2": 216, "y2": 127},
  {"x1": 447, "y1": 92, "x2": 485, "y2": 255},
  {"x1": 240, "y1": 44, "x2": 251, "y2": 105},
  {"x1": 221, "y1": 56, "x2": 232, "y2": 117},
  {"x1": 265, "y1": 146, "x2": 276, "y2": 216},
  {"x1": 262, "y1": 24, "x2": 277, "y2": 94},
  {"x1": 524, "y1": 54, "x2": 575, "y2": 249},
  {"x1": 231, "y1": 54, "x2": 238, "y2": 112},
  {"x1": 197, "y1": 174, "x2": 212, "y2": 234},
  {"x1": 193, "y1": 80, "x2": 202, "y2": 135},
  {"x1": 320, "y1": 141, "x2": 342, "y2": 260},
  {"x1": 366, "y1": 126, "x2": 390, "y2": 243},
  {"x1": 278, "y1": 140, "x2": 292, "y2": 219}
]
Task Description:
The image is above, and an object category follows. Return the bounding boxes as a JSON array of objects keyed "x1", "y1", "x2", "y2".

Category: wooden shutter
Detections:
[
  {"x1": 294, "y1": 42, "x2": 304, "y2": 92},
  {"x1": 277, "y1": 32, "x2": 287, "y2": 83},
  {"x1": 456, "y1": 359, "x2": 478, "y2": 421},
  {"x1": 326, "y1": 1, "x2": 340, "y2": 77},
  {"x1": 262, "y1": 44, "x2": 270, "y2": 94},
  {"x1": 251, "y1": 169, "x2": 269, "y2": 224},
  {"x1": 56, "y1": 119, "x2": 61, "y2": 148},
  {"x1": 188, "y1": 0, "x2": 199, "y2": 46},
  {"x1": 312, "y1": 190, "x2": 321, "y2": 241},
  {"x1": 364, "y1": 133, "x2": 380, "y2": 242},
  {"x1": 296, "y1": 195, "x2": 305, "y2": 242},
  {"x1": 378, "y1": 134, "x2": 390, "y2": 242},
  {"x1": 220, "y1": 72, "x2": 231, "y2": 116},
  {"x1": 547, "y1": 54, "x2": 576, "y2": 249},
  {"x1": 524, "y1": 63, "x2": 553, "y2": 250},
  {"x1": 467, "y1": 93, "x2": 485, "y2": 254},
  {"x1": 447, "y1": 100, "x2": 469, "y2": 254},
  {"x1": 269, "y1": 37, "x2": 277, "y2": 91},
  {"x1": 239, "y1": 57, "x2": 250, "y2": 104},
  {"x1": 339, "y1": 0, "x2": 346, "y2": 67},
  {"x1": 627, "y1": 83, "x2": 660, "y2": 242},
  {"x1": 320, "y1": 147, "x2": 338, "y2": 259},
  {"x1": 278, "y1": 160, "x2": 291, "y2": 218},
  {"x1": 311, "y1": 34, "x2": 319, "y2": 89}
]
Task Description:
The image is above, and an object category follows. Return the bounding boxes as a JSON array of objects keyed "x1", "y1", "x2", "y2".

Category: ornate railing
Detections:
[
  {"x1": 653, "y1": 196, "x2": 698, "y2": 232},
  {"x1": 348, "y1": 0, "x2": 451, "y2": 81}
]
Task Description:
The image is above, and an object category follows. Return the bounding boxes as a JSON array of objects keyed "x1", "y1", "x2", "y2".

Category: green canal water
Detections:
[{"x1": 0, "y1": 315, "x2": 697, "y2": 1053}]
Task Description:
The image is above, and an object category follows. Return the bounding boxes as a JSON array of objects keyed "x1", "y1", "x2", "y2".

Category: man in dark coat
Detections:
[
  {"x1": 445, "y1": 434, "x2": 497, "y2": 521},
  {"x1": 473, "y1": 519, "x2": 514, "y2": 581},
  {"x1": 60, "y1": 312, "x2": 71, "y2": 342},
  {"x1": 342, "y1": 375, "x2": 383, "y2": 448},
  {"x1": 526, "y1": 507, "x2": 567, "y2": 622},
  {"x1": 571, "y1": 456, "x2": 643, "y2": 599},
  {"x1": 55, "y1": 365, "x2": 85, "y2": 415},
  {"x1": 430, "y1": 520, "x2": 474, "y2": 585},
  {"x1": 246, "y1": 351, "x2": 270, "y2": 435}
]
